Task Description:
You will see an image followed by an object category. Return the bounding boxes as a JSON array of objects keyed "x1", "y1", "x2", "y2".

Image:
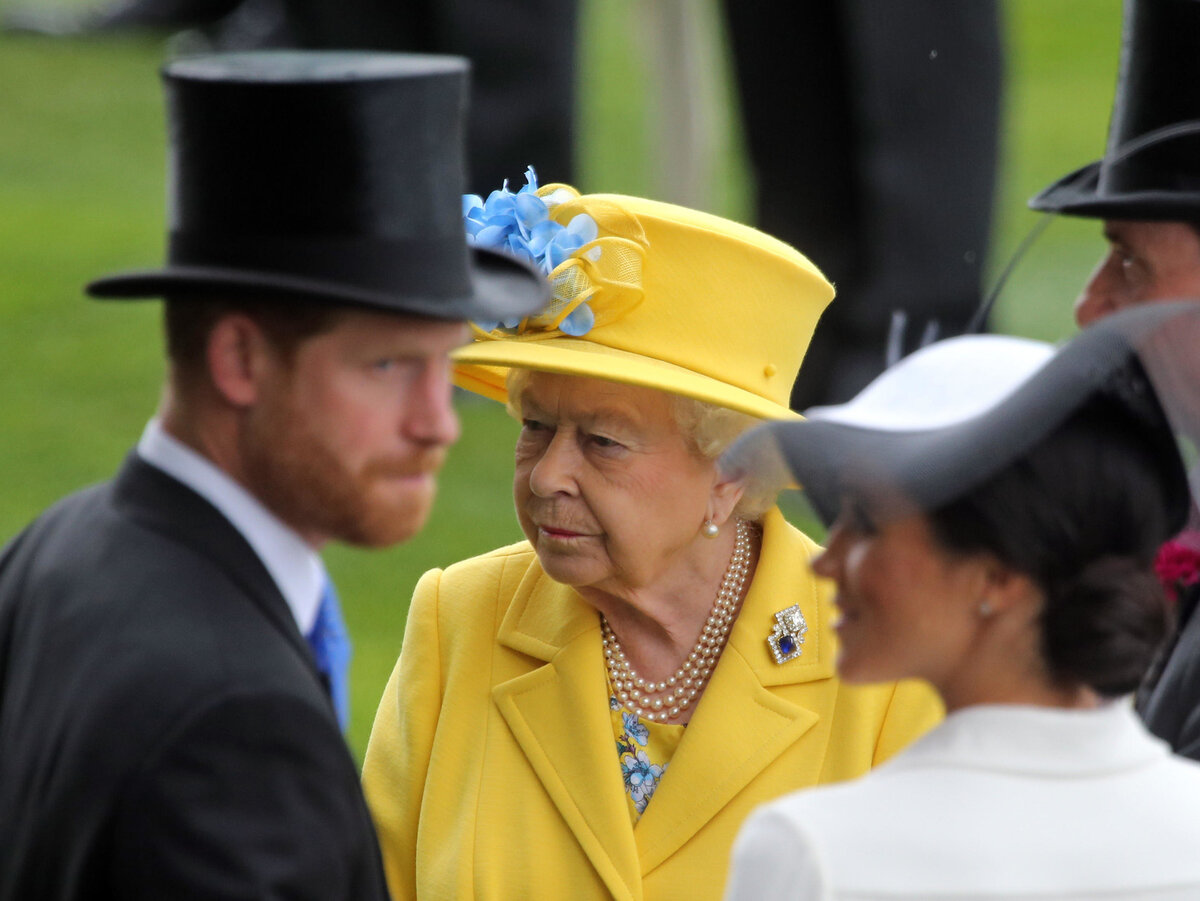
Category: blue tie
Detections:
[{"x1": 307, "y1": 578, "x2": 352, "y2": 732}]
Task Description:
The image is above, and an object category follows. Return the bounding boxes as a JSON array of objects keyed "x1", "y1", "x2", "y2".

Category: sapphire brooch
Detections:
[{"x1": 767, "y1": 605, "x2": 808, "y2": 664}]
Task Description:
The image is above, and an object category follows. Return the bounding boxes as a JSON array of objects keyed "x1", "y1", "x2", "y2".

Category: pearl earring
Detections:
[
  {"x1": 978, "y1": 599, "x2": 994, "y2": 618},
  {"x1": 701, "y1": 520, "x2": 720, "y2": 539}
]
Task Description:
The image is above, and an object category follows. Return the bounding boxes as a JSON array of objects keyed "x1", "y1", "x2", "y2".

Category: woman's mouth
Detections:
[{"x1": 539, "y1": 525, "x2": 588, "y2": 540}]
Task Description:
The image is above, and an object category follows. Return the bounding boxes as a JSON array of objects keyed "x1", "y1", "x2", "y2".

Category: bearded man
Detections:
[{"x1": 0, "y1": 51, "x2": 545, "y2": 900}]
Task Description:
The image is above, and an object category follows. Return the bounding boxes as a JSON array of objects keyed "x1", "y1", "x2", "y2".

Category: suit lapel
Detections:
[
  {"x1": 112, "y1": 454, "x2": 315, "y2": 669},
  {"x1": 1140, "y1": 583, "x2": 1200, "y2": 726},
  {"x1": 634, "y1": 508, "x2": 836, "y2": 873},
  {"x1": 493, "y1": 567, "x2": 643, "y2": 901}
]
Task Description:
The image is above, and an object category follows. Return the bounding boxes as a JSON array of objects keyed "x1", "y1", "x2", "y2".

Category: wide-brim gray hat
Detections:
[{"x1": 723, "y1": 302, "x2": 1198, "y2": 528}]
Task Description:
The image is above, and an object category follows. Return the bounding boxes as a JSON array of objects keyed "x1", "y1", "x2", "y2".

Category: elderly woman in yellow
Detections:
[{"x1": 361, "y1": 171, "x2": 942, "y2": 901}]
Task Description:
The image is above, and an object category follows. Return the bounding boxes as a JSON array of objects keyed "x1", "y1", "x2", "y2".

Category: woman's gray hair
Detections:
[{"x1": 505, "y1": 368, "x2": 779, "y2": 520}]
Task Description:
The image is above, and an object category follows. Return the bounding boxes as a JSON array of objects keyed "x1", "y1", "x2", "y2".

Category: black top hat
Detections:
[
  {"x1": 723, "y1": 302, "x2": 1195, "y2": 530},
  {"x1": 1030, "y1": 0, "x2": 1200, "y2": 221},
  {"x1": 87, "y1": 51, "x2": 549, "y2": 321}
]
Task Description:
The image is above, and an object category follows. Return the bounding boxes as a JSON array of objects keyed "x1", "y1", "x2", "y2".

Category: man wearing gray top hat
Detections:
[
  {"x1": 1030, "y1": 0, "x2": 1200, "y2": 760},
  {"x1": 0, "y1": 52, "x2": 547, "y2": 900}
]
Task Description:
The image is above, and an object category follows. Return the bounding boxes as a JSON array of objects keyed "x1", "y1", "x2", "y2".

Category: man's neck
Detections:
[{"x1": 158, "y1": 387, "x2": 249, "y2": 493}]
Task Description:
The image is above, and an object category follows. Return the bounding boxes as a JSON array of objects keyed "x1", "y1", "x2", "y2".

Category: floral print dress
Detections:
[{"x1": 608, "y1": 693, "x2": 685, "y2": 821}]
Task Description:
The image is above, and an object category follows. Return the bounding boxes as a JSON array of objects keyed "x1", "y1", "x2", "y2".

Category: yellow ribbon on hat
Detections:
[{"x1": 471, "y1": 188, "x2": 648, "y2": 340}]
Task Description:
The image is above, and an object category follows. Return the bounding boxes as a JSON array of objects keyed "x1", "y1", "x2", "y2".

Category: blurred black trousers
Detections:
[
  {"x1": 94, "y1": 0, "x2": 579, "y2": 194},
  {"x1": 278, "y1": 0, "x2": 579, "y2": 193},
  {"x1": 722, "y1": 0, "x2": 1003, "y2": 407}
]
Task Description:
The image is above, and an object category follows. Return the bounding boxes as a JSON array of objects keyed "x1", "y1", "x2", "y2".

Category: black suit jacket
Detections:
[
  {"x1": 1139, "y1": 583, "x2": 1200, "y2": 762},
  {"x1": 0, "y1": 454, "x2": 389, "y2": 900}
]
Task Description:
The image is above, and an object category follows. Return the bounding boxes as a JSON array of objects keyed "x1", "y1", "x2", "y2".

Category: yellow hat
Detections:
[{"x1": 454, "y1": 186, "x2": 834, "y2": 420}]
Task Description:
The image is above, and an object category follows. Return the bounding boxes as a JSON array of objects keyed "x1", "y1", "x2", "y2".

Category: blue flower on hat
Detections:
[{"x1": 464, "y1": 166, "x2": 599, "y2": 335}]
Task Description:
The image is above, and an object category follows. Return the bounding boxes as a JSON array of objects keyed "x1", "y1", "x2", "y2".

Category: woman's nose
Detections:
[
  {"x1": 811, "y1": 548, "x2": 834, "y2": 578},
  {"x1": 527, "y1": 431, "x2": 578, "y2": 497},
  {"x1": 811, "y1": 528, "x2": 845, "y2": 579}
]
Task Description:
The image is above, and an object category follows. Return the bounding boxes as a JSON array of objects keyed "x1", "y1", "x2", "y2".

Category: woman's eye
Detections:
[
  {"x1": 839, "y1": 499, "x2": 876, "y2": 535},
  {"x1": 515, "y1": 420, "x2": 552, "y2": 454},
  {"x1": 852, "y1": 512, "x2": 877, "y2": 536},
  {"x1": 589, "y1": 434, "x2": 622, "y2": 449}
]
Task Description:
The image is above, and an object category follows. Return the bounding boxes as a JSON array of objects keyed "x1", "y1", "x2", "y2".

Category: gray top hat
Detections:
[{"x1": 87, "y1": 51, "x2": 550, "y2": 320}]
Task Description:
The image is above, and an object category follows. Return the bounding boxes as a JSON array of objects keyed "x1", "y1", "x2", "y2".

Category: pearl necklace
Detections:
[{"x1": 602, "y1": 518, "x2": 753, "y2": 722}]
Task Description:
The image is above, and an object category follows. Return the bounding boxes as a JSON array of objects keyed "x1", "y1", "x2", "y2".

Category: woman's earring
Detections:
[
  {"x1": 701, "y1": 520, "x2": 720, "y2": 539},
  {"x1": 978, "y1": 599, "x2": 994, "y2": 618}
]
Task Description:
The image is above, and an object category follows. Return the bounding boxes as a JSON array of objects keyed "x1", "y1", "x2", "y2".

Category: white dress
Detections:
[{"x1": 725, "y1": 703, "x2": 1200, "y2": 900}]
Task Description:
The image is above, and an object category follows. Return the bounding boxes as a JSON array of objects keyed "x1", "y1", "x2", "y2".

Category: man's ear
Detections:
[
  {"x1": 707, "y1": 469, "x2": 747, "y2": 528},
  {"x1": 207, "y1": 313, "x2": 271, "y2": 408}
]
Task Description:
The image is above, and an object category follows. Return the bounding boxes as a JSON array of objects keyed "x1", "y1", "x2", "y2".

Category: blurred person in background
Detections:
[
  {"x1": 1029, "y1": 0, "x2": 1200, "y2": 760},
  {"x1": 0, "y1": 52, "x2": 546, "y2": 900},
  {"x1": 2, "y1": 0, "x2": 578, "y2": 195},
  {"x1": 722, "y1": 0, "x2": 1002, "y2": 408},
  {"x1": 361, "y1": 174, "x2": 941, "y2": 900},
  {"x1": 724, "y1": 303, "x2": 1200, "y2": 899}
]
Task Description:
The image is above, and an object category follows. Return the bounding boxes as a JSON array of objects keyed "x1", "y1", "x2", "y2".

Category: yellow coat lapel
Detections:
[
  {"x1": 492, "y1": 565, "x2": 643, "y2": 901},
  {"x1": 491, "y1": 509, "x2": 853, "y2": 890},
  {"x1": 633, "y1": 508, "x2": 836, "y2": 872}
]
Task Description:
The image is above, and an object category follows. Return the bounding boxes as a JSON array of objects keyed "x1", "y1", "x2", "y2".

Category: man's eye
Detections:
[{"x1": 1110, "y1": 247, "x2": 1139, "y2": 275}]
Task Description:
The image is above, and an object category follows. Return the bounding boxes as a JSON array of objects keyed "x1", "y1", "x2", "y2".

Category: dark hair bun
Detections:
[{"x1": 1042, "y1": 556, "x2": 1170, "y2": 697}]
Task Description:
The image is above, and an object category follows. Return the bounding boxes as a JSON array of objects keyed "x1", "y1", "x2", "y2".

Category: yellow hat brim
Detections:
[{"x1": 453, "y1": 336, "x2": 802, "y2": 421}]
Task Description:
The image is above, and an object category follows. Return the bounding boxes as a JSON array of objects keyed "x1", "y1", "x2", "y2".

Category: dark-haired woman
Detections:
[{"x1": 723, "y1": 313, "x2": 1200, "y2": 900}]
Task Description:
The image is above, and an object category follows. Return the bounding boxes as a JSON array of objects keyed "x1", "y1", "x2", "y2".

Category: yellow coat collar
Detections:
[{"x1": 492, "y1": 508, "x2": 836, "y2": 898}]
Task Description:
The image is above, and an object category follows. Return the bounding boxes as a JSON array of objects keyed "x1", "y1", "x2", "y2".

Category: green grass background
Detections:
[{"x1": 0, "y1": 0, "x2": 1122, "y2": 755}]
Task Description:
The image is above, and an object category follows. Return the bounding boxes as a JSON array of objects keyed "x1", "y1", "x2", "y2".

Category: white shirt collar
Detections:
[
  {"x1": 136, "y1": 419, "x2": 325, "y2": 635},
  {"x1": 886, "y1": 700, "x2": 1166, "y2": 777}
]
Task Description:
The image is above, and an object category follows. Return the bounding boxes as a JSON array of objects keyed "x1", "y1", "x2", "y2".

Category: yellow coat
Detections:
[{"x1": 362, "y1": 508, "x2": 942, "y2": 900}]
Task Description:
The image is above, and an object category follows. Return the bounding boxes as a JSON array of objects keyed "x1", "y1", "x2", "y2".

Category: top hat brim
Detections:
[
  {"x1": 723, "y1": 302, "x2": 1196, "y2": 529},
  {"x1": 85, "y1": 245, "x2": 550, "y2": 322},
  {"x1": 1030, "y1": 160, "x2": 1200, "y2": 221}
]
